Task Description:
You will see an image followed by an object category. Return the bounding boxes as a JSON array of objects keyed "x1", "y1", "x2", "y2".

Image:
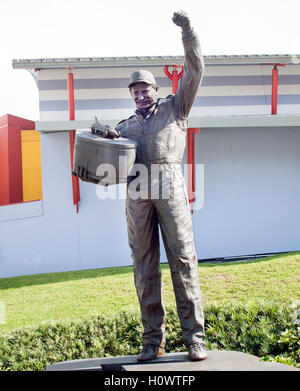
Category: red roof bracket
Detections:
[
  {"x1": 187, "y1": 128, "x2": 200, "y2": 214},
  {"x1": 164, "y1": 64, "x2": 199, "y2": 213},
  {"x1": 164, "y1": 65, "x2": 184, "y2": 94},
  {"x1": 261, "y1": 63, "x2": 286, "y2": 115},
  {"x1": 67, "y1": 67, "x2": 80, "y2": 213}
]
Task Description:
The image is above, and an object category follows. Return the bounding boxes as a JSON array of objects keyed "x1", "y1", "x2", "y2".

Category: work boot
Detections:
[
  {"x1": 187, "y1": 342, "x2": 207, "y2": 361},
  {"x1": 137, "y1": 344, "x2": 165, "y2": 362}
]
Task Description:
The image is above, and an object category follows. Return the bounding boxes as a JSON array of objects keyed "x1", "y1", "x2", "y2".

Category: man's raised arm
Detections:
[{"x1": 172, "y1": 10, "x2": 204, "y2": 121}]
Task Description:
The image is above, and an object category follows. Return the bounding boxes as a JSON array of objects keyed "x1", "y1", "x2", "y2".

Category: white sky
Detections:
[{"x1": 0, "y1": 0, "x2": 299, "y2": 121}]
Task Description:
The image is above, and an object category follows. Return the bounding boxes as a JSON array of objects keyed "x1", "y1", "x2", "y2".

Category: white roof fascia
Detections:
[{"x1": 12, "y1": 54, "x2": 300, "y2": 69}]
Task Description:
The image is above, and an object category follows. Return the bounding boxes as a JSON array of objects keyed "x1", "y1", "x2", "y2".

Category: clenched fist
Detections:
[{"x1": 172, "y1": 10, "x2": 191, "y2": 32}]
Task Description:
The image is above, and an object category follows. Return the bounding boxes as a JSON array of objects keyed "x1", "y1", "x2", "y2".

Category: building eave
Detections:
[{"x1": 12, "y1": 54, "x2": 300, "y2": 70}]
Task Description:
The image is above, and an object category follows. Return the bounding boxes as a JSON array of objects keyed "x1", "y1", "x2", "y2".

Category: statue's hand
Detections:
[
  {"x1": 106, "y1": 129, "x2": 121, "y2": 138},
  {"x1": 73, "y1": 166, "x2": 89, "y2": 181},
  {"x1": 172, "y1": 10, "x2": 191, "y2": 31}
]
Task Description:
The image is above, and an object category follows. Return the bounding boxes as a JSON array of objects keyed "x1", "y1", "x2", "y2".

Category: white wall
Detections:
[
  {"x1": 0, "y1": 202, "x2": 43, "y2": 277},
  {"x1": 192, "y1": 125, "x2": 300, "y2": 259},
  {"x1": 1, "y1": 125, "x2": 299, "y2": 278}
]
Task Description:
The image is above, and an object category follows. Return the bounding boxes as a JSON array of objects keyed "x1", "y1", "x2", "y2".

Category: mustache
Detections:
[{"x1": 135, "y1": 97, "x2": 152, "y2": 103}]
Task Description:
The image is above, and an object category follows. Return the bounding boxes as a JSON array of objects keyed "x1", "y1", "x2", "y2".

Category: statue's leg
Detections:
[
  {"x1": 155, "y1": 170, "x2": 205, "y2": 347},
  {"x1": 126, "y1": 196, "x2": 166, "y2": 347}
]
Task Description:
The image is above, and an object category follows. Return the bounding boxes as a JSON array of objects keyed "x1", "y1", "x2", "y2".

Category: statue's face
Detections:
[{"x1": 130, "y1": 83, "x2": 158, "y2": 111}]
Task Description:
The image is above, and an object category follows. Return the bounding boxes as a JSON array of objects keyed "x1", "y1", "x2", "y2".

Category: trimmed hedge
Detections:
[{"x1": 0, "y1": 301, "x2": 299, "y2": 370}]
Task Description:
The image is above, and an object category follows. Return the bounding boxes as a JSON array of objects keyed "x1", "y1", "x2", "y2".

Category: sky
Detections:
[{"x1": 0, "y1": 0, "x2": 299, "y2": 121}]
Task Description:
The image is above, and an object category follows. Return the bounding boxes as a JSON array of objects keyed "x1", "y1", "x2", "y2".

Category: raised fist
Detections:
[{"x1": 172, "y1": 10, "x2": 191, "y2": 31}]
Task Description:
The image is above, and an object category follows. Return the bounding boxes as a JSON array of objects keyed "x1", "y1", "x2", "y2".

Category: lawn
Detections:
[{"x1": 0, "y1": 252, "x2": 299, "y2": 333}]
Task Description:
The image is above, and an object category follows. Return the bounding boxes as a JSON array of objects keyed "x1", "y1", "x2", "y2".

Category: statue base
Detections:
[{"x1": 46, "y1": 350, "x2": 299, "y2": 371}]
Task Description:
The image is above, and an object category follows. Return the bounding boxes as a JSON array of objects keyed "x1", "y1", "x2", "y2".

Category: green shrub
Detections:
[
  {"x1": 0, "y1": 311, "x2": 144, "y2": 371},
  {"x1": 204, "y1": 301, "x2": 292, "y2": 355},
  {"x1": 0, "y1": 302, "x2": 299, "y2": 371},
  {"x1": 260, "y1": 301, "x2": 300, "y2": 368}
]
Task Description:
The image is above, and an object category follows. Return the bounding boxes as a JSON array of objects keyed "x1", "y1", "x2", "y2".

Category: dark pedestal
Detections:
[{"x1": 46, "y1": 350, "x2": 299, "y2": 371}]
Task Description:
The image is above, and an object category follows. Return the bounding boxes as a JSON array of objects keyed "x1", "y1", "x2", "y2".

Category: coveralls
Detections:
[{"x1": 116, "y1": 28, "x2": 205, "y2": 348}]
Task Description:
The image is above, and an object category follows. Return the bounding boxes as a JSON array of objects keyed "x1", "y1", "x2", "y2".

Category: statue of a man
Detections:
[{"x1": 115, "y1": 10, "x2": 207, "y2": 362}]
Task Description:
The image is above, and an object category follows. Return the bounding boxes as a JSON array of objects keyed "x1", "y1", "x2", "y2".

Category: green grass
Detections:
[
  {"x1": 1, "y1": 303, "x2": 299, "y2": 371},
  {"x1": 0, "y1": 252, "x2": 299, "y2": 333}
]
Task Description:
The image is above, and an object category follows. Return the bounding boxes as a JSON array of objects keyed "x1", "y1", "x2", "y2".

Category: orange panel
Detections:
[{"x1": 21, "y1": 131, "x2": 43, "y2": 202}]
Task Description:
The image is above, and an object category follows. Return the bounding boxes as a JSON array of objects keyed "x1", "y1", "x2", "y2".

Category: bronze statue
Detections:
[
  {"x1": 114, "y1": 10, "x2": 207, "y2": 362},
  {"x1": 75, "y1": 10, "x2": 206, "y2": 362}
]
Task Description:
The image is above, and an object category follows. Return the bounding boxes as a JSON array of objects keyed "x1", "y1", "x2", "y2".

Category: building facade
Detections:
[{"x1": 0, "y1": 54, "x2": 299, "y2": 278}]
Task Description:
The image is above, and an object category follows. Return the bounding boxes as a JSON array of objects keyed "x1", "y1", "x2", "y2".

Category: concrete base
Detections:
[{"x1": 46, "y1": 350, "x2": 299, "y2": 371}]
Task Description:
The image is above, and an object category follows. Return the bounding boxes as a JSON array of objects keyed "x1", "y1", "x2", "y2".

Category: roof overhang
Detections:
[{"x1": 12, "y1": 54, "x2": 300, "y2": 70}]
